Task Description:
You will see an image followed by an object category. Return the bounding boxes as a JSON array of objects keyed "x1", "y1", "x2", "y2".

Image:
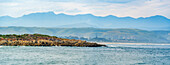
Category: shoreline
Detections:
[{"x1": 98, "y1": 42, "x2": 170, "y2": 45}]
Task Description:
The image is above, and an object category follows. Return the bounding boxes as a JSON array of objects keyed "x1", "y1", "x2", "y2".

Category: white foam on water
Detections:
[
  {"x1": 107, "y1": 44, "x2": 170, "y2": 48},
  {"x1": 0, "y1": 46, "x2": 3, "y2": 48}
]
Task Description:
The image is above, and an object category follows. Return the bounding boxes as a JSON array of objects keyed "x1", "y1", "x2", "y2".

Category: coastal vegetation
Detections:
[{"x1": 0, "y1": 34, "x2": 106, "y2": 47}]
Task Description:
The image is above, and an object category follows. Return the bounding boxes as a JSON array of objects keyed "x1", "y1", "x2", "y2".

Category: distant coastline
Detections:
[
  {"x1": 0, "y1": 27, "x2": 170, "y2": 43},
  {"x1": 98, "y1": 42, "x2": 170, "y2": 45}
]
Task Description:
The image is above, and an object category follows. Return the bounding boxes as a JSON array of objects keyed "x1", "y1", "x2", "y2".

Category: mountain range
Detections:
[{"x1": 0, "y1": 12, "x2": 170, "y2": 30}]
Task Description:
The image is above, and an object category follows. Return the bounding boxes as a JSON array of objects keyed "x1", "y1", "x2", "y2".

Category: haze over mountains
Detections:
[{"x1": 0, "y1": 12, "x2": 170, "y2": 30}]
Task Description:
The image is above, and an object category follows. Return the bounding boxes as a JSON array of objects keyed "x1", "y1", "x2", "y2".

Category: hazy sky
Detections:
[{"x1": 0, "y1": 0, "x2": 170, "y2": 18}]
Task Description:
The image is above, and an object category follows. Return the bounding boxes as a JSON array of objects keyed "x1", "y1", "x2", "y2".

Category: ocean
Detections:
[{"x1": 0, "y1": 44, "x2": 170, "y2": 65}]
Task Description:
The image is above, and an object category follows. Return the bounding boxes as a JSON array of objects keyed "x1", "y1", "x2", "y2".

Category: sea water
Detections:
[{"x1": 0, "y1": 44, "x2": 170, "y2": 65}]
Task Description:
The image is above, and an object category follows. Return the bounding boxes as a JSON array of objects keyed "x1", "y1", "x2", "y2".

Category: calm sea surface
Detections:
[{"x1": 0, "y1": 44, "x2": 170, "y2": 65}]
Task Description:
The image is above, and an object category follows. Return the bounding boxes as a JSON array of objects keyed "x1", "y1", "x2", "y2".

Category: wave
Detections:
[{"x1": 0, "y1": 46, "x2": 3, "y2": 48}]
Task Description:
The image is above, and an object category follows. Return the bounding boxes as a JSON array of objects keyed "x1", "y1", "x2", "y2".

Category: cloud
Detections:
[{"x1": 0, "y1": 0, "x2": 170, "y2": 18}]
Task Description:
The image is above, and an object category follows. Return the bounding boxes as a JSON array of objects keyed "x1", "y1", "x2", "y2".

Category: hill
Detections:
[
  {"x1": 0, "y1": 34, "x2": 105, "y2": 47},
  {"x1": 0, "y1": 27, "x2": 169, "y2": 43},
  {"x1": 0, "y1": 12, "x2": 170, "y2": 30}
]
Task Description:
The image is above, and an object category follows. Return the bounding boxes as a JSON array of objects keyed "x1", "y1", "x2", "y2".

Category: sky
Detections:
[{"x1": 0, "y1": 0, "x2": 170, "y2": 18}]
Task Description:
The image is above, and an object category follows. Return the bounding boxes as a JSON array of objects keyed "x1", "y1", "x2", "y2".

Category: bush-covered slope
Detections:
[{"x1": 0, "y1": 34, "x2": 105, "y2": 47}]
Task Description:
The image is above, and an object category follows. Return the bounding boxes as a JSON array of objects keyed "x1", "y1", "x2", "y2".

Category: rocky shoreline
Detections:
[{"x1": 0, "y1": 34, "x2": 106, "y2": 47}]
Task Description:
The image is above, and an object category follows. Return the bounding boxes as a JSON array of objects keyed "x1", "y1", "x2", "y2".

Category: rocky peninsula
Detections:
[{"x1": 0, "y1": 34, "x2": 106, "y2": 47}]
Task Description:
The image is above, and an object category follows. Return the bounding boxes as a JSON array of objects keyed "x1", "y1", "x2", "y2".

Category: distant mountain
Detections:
[
  {"x1": 0, "y1": 12, "x2": 170, "y2": 30},
  {"x1": 0, "y1": 27, "x2": 170, "y2": 43},
  {"x1": 56, "y1": 23, "x2": 97, "y2": 28}
]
